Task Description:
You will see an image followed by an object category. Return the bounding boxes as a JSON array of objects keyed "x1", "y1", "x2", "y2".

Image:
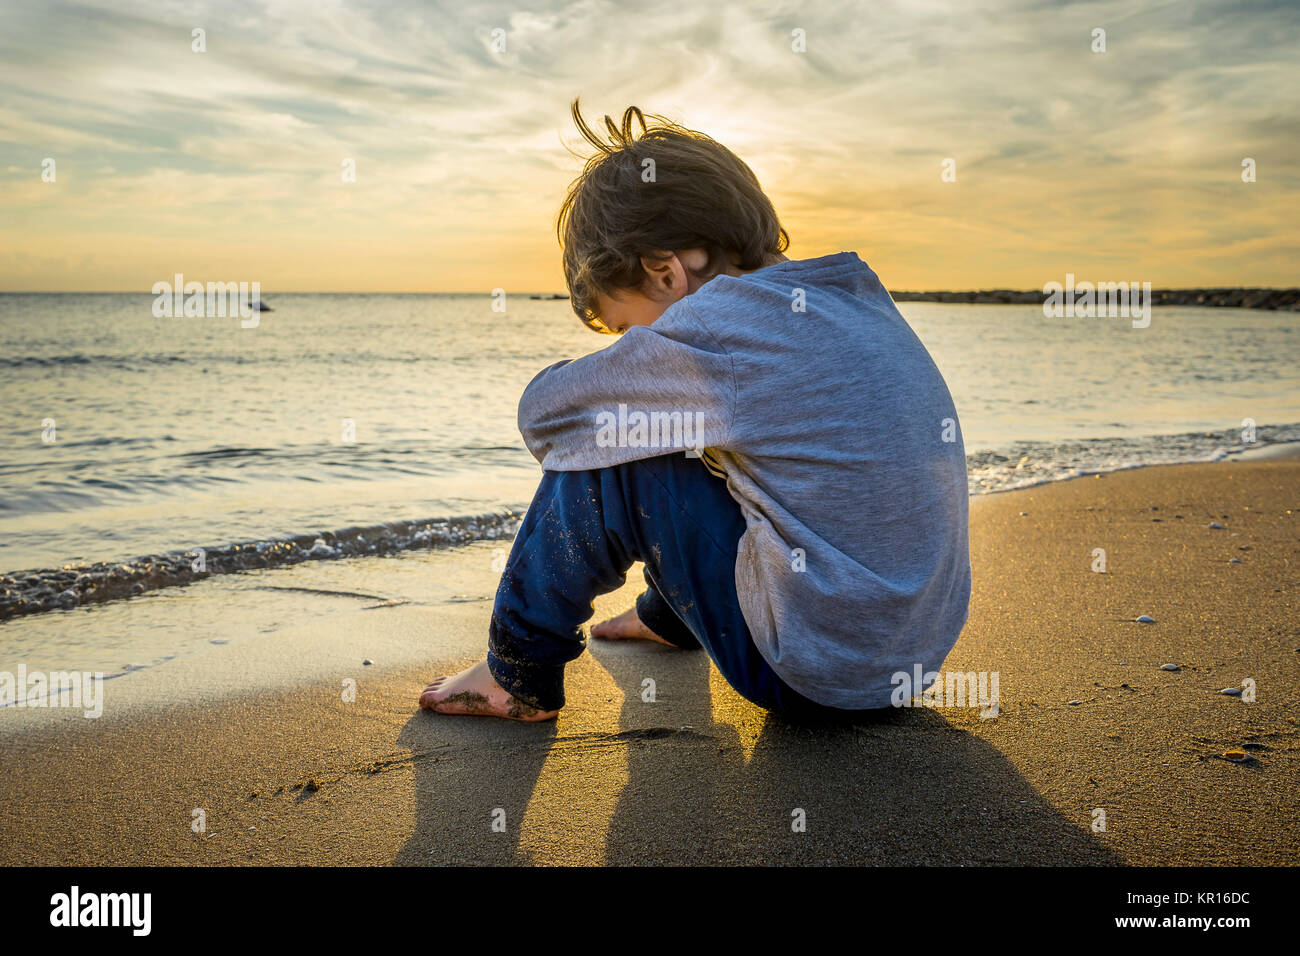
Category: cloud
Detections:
[{"x1": 0, "y1": 0, "x2": 1296, "y2": 290}]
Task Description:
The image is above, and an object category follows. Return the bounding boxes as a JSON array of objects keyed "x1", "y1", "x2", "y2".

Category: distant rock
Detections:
[{"x1": 891, "y1": 288, "x2": 1300, "y2": 311}]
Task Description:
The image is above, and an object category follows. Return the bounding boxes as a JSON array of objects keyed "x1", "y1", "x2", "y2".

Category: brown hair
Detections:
[{"x1": 557, "y1": 99, "x2": 789, "y2": 333}]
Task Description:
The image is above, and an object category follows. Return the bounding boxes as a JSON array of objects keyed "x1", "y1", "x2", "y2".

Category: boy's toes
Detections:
[{"x1": 419, "y1": 678, "x2": 452, "y2": 708}]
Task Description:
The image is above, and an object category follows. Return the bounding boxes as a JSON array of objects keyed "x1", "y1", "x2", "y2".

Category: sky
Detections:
[{"x1": 0, "y1": 0, "x2": 1296, "y2": 292}]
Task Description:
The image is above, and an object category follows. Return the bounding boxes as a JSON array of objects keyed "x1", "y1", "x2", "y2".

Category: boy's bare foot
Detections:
[
  {"x1": 419, "y1": 659, "x2": 558, "y2": 722},
  {"x1": 590, "y1": 607, "x2": 675, "y2": 646}
]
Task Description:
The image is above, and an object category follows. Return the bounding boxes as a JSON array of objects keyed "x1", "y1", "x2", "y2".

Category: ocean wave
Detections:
[
  {"x1": 964, "y1": 424, "x2": 1300, "y2": 495},
  {"x1": 0, "y1": 441, "x2": 536, "y2": 515},
  {"x1": 0, "y1": 511, "x2": 523, "y2": 622},
  {"x1": 0, "y1": 353, "x2": 191, "y2": 370},
  {"x1": 3, "y1": 426, "x2": 1298, "y2": 621}
]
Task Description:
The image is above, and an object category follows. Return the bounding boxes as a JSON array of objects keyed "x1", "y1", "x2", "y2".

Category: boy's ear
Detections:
[{"x1": 639, "y1": 252, "x2": 684, "y2": 299}]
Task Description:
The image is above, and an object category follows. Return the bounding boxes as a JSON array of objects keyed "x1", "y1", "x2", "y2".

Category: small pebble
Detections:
[
  {"x1": 1160, "y1": 663, "x2": 1180, "y2": 671},
  {"x1": 1229, "y1": 558, "x2": 1242, "y2": 564},
  {"x1": 1209, "y1": 521, "x2": 1225, "y2": 529},
  {"x1": 363, "y1": 658, "x2": 374, "y2": 666},
  {"x1": 1068, "y1": 699, "x2": 1082, "y2": 706},
  {"x1": 1018, "y1": 511, "x2": 1028, "y2": 516},
  {"x1": 305, "y1": 538, "x2": 336, "y2": 558},
  {"x1": 1136, "y1": 615, "x2": 1156, "y2": 624},
  {"x1": 1219, "y1": 687, "x2": 1242, "y2": 696},
  {"x1": 1221, "y1": 749, "x2": 1256, "y2": 764}
]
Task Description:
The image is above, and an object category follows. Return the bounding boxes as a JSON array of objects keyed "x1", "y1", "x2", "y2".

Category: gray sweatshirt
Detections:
[{"x1": 518, "y1": 252, "x2": 971, "y2": 708}]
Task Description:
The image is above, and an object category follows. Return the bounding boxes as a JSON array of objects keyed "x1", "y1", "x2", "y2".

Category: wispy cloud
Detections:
[{"x1": 0, "y1": 0, "x2": 1296, "y2": 290}]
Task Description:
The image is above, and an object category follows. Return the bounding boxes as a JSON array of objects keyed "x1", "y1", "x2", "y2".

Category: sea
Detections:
[{"x1": 1, "y1": 292, "x2": 1296, "y2": 676}]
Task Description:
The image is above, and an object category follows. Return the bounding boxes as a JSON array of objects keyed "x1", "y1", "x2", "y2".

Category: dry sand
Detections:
[{"x1": 1, "y1": 460, "x2": 1296, "y2": 865}]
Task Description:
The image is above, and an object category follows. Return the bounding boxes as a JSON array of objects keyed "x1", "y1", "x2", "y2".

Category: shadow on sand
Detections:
[{"x1": 395, "y1": 642, "x2": 1118, "y2": 865}]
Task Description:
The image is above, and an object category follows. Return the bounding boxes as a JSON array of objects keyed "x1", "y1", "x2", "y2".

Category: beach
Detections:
[{"x1": 1, "y1": 457, "x2": 1295, "y2": 866}]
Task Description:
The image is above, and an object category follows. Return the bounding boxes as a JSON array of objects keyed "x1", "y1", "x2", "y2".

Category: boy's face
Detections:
[
  {"x1": 594, "y1": 287, "x2": 674, "y2": 334},
  {"x1": 594, "y1": 249, "x2": 712, "y2": 334}
]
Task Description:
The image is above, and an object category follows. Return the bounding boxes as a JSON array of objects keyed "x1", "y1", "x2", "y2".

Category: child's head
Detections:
[{"x1": 557, "y1": 100, "x2": 789, "y2": 333}]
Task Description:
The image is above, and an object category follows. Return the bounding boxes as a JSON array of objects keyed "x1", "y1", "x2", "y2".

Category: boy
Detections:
[{"x1": 420, "y1": 102, "x2": 971, "y2": 721}]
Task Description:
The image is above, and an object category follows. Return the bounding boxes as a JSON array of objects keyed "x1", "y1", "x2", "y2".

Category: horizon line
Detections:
[{"x1": 2, "y1": 286, "x2": 1298, "y2": 295}]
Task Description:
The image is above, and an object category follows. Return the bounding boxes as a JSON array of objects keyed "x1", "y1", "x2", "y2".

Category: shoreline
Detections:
[
  {"x1": 5, "y1": 437, "x2": 1298, "y2": 627},
  {"x1": 1, "y1": 458, "x2": 1296, "y2": 865},
  {"x1": 0, "y1": 510, "x2": 524, "y2": 623},
  {"x1": 4, "y1": 288, "x2": 1298, "y2": 309}
]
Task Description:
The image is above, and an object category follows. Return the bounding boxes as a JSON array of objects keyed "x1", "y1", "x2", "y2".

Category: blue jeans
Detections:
[{"x1": 487, "y1": 453, "x2": 856, "y2": 719}]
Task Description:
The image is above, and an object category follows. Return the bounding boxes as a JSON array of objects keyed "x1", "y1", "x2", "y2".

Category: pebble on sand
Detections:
[
  {"x1": 1209, "y1": 521, "x2": 1225, "y2": 529},
  {"x1": 1160, "y1": 663, "x2": 1180, "y2": 671},
  {"x1": 306, "y1": 538, "x2": 336, "y2": 558},
  {"x1": 362, "y1": 658, "x2": 374, "y2": 666},
  {"x1": 1222, "y1": 749, "x2": 1257, "y2": 764},
  {"x1": 1219, "y1": 687, "x2": 1243, "y2": 696},
  {"x1": 1136, "y1": 615, "x2": 1156, "y2": 624}
]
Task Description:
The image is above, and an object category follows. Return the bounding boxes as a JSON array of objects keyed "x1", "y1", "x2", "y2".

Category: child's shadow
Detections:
[
  {"x1": 590, "y1": 641, "x2": 744, "y2": 865},
  {"x1": 392, "y1": 645, "x2": 1120, "y2": 865},
  {"x1": 595, "y1": 647, "x2": 1121, "y2": 866},
  {"x1": 393, "y1": 710, "x2": 556, "y2": 865}
]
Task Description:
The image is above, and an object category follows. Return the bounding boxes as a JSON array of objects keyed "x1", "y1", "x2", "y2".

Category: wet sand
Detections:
[{"x1": 1, "y1": 459, "x2": 1296, "y2": 865}]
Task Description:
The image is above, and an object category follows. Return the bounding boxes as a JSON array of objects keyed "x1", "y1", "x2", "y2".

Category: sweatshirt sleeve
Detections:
[{"x1": 518, "y1": 303, "x2": 736, "y2": 471}]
